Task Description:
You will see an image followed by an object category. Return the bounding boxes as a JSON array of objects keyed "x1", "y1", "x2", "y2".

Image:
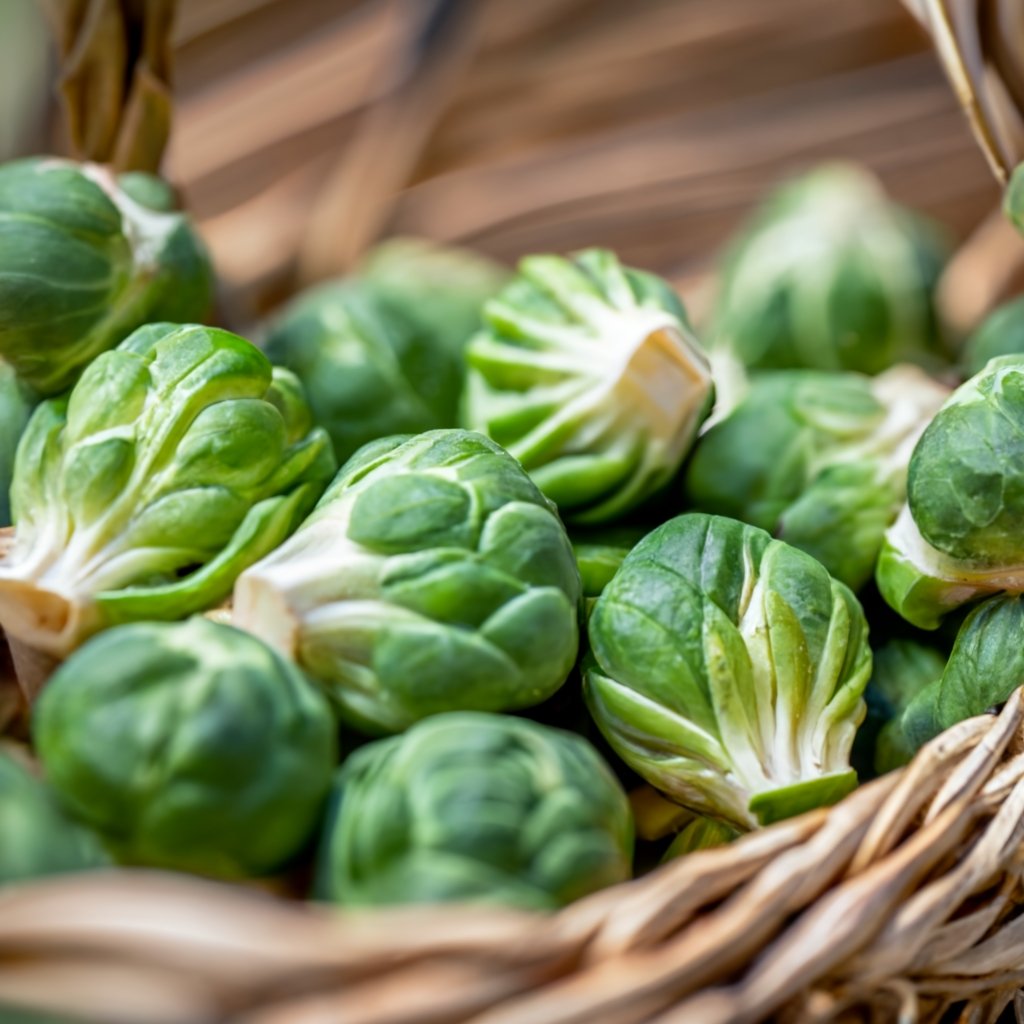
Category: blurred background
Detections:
[{"x1": 0, "y1": 0, "x2": 1015, "y2": 325}]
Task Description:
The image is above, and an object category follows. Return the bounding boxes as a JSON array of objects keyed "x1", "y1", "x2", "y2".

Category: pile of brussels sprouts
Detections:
[{"x1": 5, "y1": 153, "x2": 1024, "y2": 913}]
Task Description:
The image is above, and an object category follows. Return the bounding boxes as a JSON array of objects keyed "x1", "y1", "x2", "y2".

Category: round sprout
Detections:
[
  {"x1": 0, "y1": 749, "x2": 108, "y2": 884},
  {"x1": 34, "y1": 617, "x2": 338, "y2": 879},
  {"x1": 265, "y1": 240, "x2": 506, "y2": 466},
  {"x1": 0, "y1": 323, "x2": 336, "y2": 657},
  {"x1": 233, "y1": 429, "x2": 582, "y2": 734},
  {"x1": 585, "y1": 513, "x2": 871, "y2": 829},
  {"x1": 685, "y1": 365, "x2": 949, "y2": 589},
  {"x1": 315, "y1": 712, "x2": 632, "y2": 909},
  {"x1": 714, "y1": 163, "x2": 948, "y2": 375},
  {"x1": 0, "y1": 158, "x2": 214, "y2": 395},
  {"x1": 463, "y1": 248, "x2": 713, "y2": 524},
  {"x1": 962, "y1": 297, "x2": 1024, "y2": 378}
]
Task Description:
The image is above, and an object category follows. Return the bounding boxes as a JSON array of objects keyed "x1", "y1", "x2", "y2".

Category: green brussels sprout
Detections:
[
  {"x1": 685, "y1": 365, "x2": 949, "y2": 589},
  {"x1": 714, "y1": 163, "x2": 948, "y2": 375},
  {"x1": 585, "y1": 513, "x2": 872, "y2": 829},
  {"x1": 661, "y1": 817, "x2": 739, "y2": 863},
  {"x1": 894, "y1": 596, "x2": 1024, "y2": 752},
  {"x1": 962, "y1": 297, "x2": 1024, "y2": 378},
  {"x1": 359, "y1": 236, "x2": 509, "y2": 358},
  {"x1": 0, "y1": 158, "x2": 214, "y2": 395},
  {"x1": 233, "y1": 429, "x2": 582, "y2": 734},
  {"x1": 0, "y1": 359, "x2": 35, "y2": 526},
  {"x1": 0, "y1": 748, "x2": 108, "y2": 884},
  {"x1": 1005, "y1": 162, "x2": 1024, "y2": 236},
  {"x1": 572, "y1": 525, "x2": 645, "y2": 616},
  {"x1": 33, "y1": 617, "x2": 337, "y2": 878},
  {"x1": 0, "y1": 323, "x2": 335, "y2": 658},
  {"x1": 863, "y1": 639, "x2": 947, "y2": 774},
  {"x1": 265, "y1": 240, "x2": 505, "y2": 466},
  {"x1": 315, "y1": 712, "x2": 632, "y2": 909},
  {"x1": 877, "y1": 357, "x2": 1024, "y2": 628},
  {"x1": 463, "y1": 248, "x2": 713, "y2": 524}
]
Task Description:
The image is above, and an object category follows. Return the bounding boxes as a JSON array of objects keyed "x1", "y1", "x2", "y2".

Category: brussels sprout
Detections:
[
  {"x1": 0, "y1": 359, "x2": 35, "y2": 526},
  {"x1": 962, "y1": 297, "x2": 1024, "y2": 377},
  {"x1": 34, "y1": 618, "x2": 337, "y2": 878},
  {"x1": 359, "y1": 237, "x2": 509, "y2": 357},
  {"x1": 0, "y1": 748, "x2": 108, "y2": 884},
  {"x1": 585, "y1": 513, "x2": 872, "y2": 829},
  {"x1": 0, "y1": 323, "x2": 335, "y2": 658},
  {"x1": 572, "y1": 526, "x2": 645, "y2": 616},
  {"x1": 233, "y1": 429, "x2": 581, "y2": 734},
  {"x1": 265, "y1": 241, "x2": 504, "y2": 466},
  {"x1": 863, "y1": 639, "x2": 947, "y2": 774},
  {"x1": 661, "y1": 817, "x2": 739, "y2": 863},
  {"x1": 714, "y1": 163, "x2": 948, "y2": 375},
  {"x1": 893, "y1": 596, "x2": 1024, "y2": 752},
  {"x1": 685, "y1": 365, "x2": 949, "y2": 589},
  {"x1": 0, "y1": 158, "x2": 214, "y2": 395},
  {"x1": 463, "y1": 248, "x2": 713, "y2": 523},
  {"x1": 315, "y1": 712, "x2": 632, "y2": 909},
  {"x1": 877, "y1": 357, "x2": 1024, "y2": 628}
]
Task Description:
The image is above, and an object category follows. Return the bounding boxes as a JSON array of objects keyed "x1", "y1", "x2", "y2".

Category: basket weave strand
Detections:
[{"x1": 1, "y1": 693, "x2": 1024, "y2": 1023}]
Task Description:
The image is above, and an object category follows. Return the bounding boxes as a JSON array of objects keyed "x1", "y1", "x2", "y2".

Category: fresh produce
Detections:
[
  {"x1": 463, "y1": 248, "x2": 713, "y2": 523},
  {"x1": 714, "y1": 163, "x2": 948, "y2": 375},
  {"x1": 0, "y1": 322, "x2": 335, "y2": 658},
  {"x1": 315, "y1": 712, "x2": 632, "y2": 909},
  {"x1": 233, "y1": 429, "x2": 582, "y2": 734},
  {"x1": 864, "y1": 639, "x2": 947, "y2": 774},
  {"x1": 962, "y1": 296, "x2": 1024, "y2": 377},
  {"x1": 265, "y1": 239, "x2": 506, "y2": 465},
  {"x1": 0, "y1": 749, "x2": 108, "y2": 883},
  {"x1": 585, "y1": 513, "x2": 872, "y2": 829},
  {"x1": 877, "y1": 356, "x2": 1024, "y2": 629},
  {"x1": 661, "y1": 817, "x2": 739, "y2": 862},
  {"x1": 0, "y1": 359, "x2": 35, "y2": 525},
  {"x1": 359, "y1": 237, "x2": 509, "y2": 356},
  {"x1": 685, "y1": 365, "x2": 949, "y2": 589},
  {"x1": 571, "y1": 526, "x2": 644, "y2": 615},
  {"x1": 34, "y1": 617, "x2": 337, "y2": 878},
  {"x1": 895, "y1": 597, "x2": 1024, "y2": 751},
  {"x1": 0, "y1": 158, "x2": 213, "y2": 395}
]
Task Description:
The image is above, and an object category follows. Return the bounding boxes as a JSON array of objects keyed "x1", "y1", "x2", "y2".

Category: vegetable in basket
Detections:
[
  {"x1": 0, "y1": 323, "x2": 335, "y2": 658},
  {"x1": 572, "y1": 525, "x2": 645, "y2": 616},
  {"x1": 894, "y1": 597, "x2": 1024, "y2": 752},
  {"x1": 462, "y1": 248, "x2": 713, "y2": 524},
  {"x1": 877, "y1": 356, "x2": 1024, "y2": 749},
  {"x1": 864, "y1": 639, "x2": 947, "y2": 774},
  {"x1": 0, "y1": 359, "x2": 35, "y2": 526},
  {"x1": 0, "y1": 158, "x2": 214, "y2": 396},
  {"x1": 961, "y1": 296, "x2": 1024, "y2": 377},
  {"x1": 34, "y1": 617, "x2": 337, "y2": 879},
  {"x1": 0, "y1": 749, "x2": 108, "y2": 884},
  {"x1": 585, "y1": 513, "x2": 872, "y2": 829},
  {"x1": 233, "y1": 429, "x2": 582, "y2": 735},
  {"x1": 265, "y1": 239, "x2": 506, "y2": 465},
  {"x1": 315, "y1": 711, "x2": 632, "y2": 909},
  {"x1": 713, "y1": 163, "x2": 948, "y2": 375},
  {"x1": 877, "y1": 356, "x2": 1024, "y2": 629},
  {"x1": 685, "y1": 365, "x2": 949, "y2": 589},
  {"x1": 661, "y1": 817, "x2": 739, "y2": 863}
]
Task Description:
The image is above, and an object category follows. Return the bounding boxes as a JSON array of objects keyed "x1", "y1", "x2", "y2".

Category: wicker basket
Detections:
[{"x1": 4, "y1": 2, "x2": 1024, "y2": 1022}]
